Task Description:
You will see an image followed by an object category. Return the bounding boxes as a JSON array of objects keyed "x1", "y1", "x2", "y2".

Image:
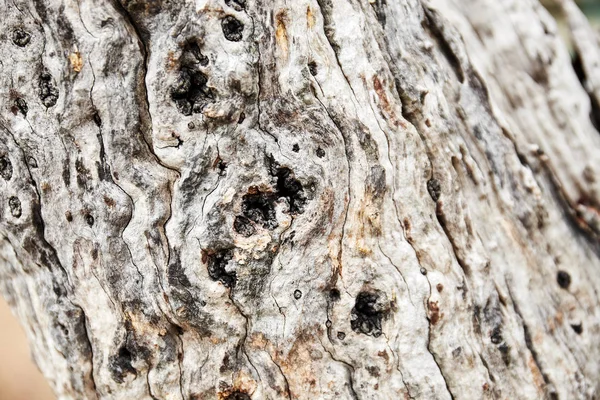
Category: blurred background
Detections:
[
  {"x1": 0, "y1": 298, "x2": 53, "y2": 400},
  {"x1": 0, "y1": 1, "x2": 599, "y2": 400}
]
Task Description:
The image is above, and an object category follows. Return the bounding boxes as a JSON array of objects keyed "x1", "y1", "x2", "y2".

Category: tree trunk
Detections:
[{"x1": 1, "y1": 0, "x2": 599, "y2": 398}]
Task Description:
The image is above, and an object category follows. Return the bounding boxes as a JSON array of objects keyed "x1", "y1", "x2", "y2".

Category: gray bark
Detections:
[{"x1": 1, "y1": 0, "x2": 599, "y2": 398}]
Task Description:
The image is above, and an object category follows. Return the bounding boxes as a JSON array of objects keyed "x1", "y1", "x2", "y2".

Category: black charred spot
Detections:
[
  {"x1": 316, "y1": 147, "x2": 325, "y2": 158},
  {"x1": 370, "y1": 0, "x2": 387, "y2": 26},
  {"x1": 9, "y1": 196, "x2": 22, "y2": 218},
  {"x1": 219, "y1": 353, "x2": 232, "y2": 373},
  {"x1": 351, "y1": 291, "x2": 389, "y2": 337},
  {"x1": 0, "y1": 156, "x2": 13, "y2": 181},
  {"x1": 293, "y1": 289, "x2": 302, "y2": 300},
  {"x1": 452, "y1": 347, "x2": 462, "y2": 358},
  {"x1": 38, "y1": 70, "x2": 59, "y2": 108},
  {"x1": 236, "y1": 165, "x2": 306, "y2": 232},
  {"x1": 308, "y1": 61, "x2": 318, "y2": 76},
  {"x1": 498, "y1": 343, "x2": 510, "y2": 365},
  {"x1": 366, "y1": 365, "x2": 380, "y2": 378},
  {"x1": 225, "y1": 391, "x2": 251, "y2": 400},
  {"x1": 557, "y1": 270, "x2": 571, "y2": 289},
  {"x1": 225, "y1": 0, "x2": 246, "y2": 11},
  {"x1": 171, "y1": 68, "x2": 214, "y2": 116},
  {"x1": 65, "y1": 211, "x2": 73, "y2": 222},
  {"x1": 292, "y1": 143, "x2": 300, "y2": 152},
  {"x1": 85, "y1": 213, "x2": 94, "y2": 227},
  {"x1": 571, "y1": 323, "x2": 583, "y2": 334},
  {"x1": 93, "y1": 110, "x2": 102, "y2": 127},
  {"x1": 217, "y1": 160, "x2": 228, "y2": 175},
  {"x1": 337, "y1": 331, "x2": 346, "y2": 340},
  {"x1": 171, "y1": 41, "x2": 214, "y2": 115},
  {"x1": 75, "y1": 159, "x2": 91, "y2": 189},
  {"x1": 241, "y1": 190, "x2": 278, "y2": 230},
  {"x1": 329, "y1": 288, "x2": 341, "y2": 301},
  {"x1": 427, "y1": 178, "x2": 441, "y2": 202},
  {"x1": 15, "y1": 98, "x2": 28, "y2": 116},
  {"x1": 181, "y1": 41, "x2": 209, "y2": 67},
  {"x1": 168, "y1": 249, "x2": 191, "y2": 288},
  {"x1": 274, "y1": 167, "x2": 306, "y2": 214},
  {"x1": 12, "y1": 28, "x2": 31, "y2": 47},
  {"x1": 572, "y1": 52, "x2": 600, "y2": 131},
  {"x1": 222, "y1": 16, "x2": 244, "y2": 42},
  {"x1": 109, "y1": 346, "x2": 137, "y2": 383},
  {"x1": 233, "y1": 215, "x2": 256, "y2": 237},
  {"x1": 490, "y1": 326, "x2": 502, "y2": 344},
  {"x1": 206, "y1": 249, "x2": 236, "y2": 288}
]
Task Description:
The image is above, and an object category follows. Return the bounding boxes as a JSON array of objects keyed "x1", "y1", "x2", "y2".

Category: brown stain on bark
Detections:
[
  {"x1": 275, "y1": 10, "x2": 289, "y2": 60},
  {"x1": 248, "y1": 329, "x2": 323, "y2": 398},
  {"x1": 307, "y1": 6, "x2": 316, "y2": 29},
  {"x1": 428, "y1": 300, "x2": 442, "y2": 325},
  {"x1": 527, "y1": 355, "x2": 546, "y2": 394},
  {"x1": 166, "y1": 51, "x2": 177, "y2": 71},
  {"x1": 372, "y1": 75, "x2": 406, "y2": 128},
  {"x1": 69, "y1": 52, "x2": 83, "y2": 72}
]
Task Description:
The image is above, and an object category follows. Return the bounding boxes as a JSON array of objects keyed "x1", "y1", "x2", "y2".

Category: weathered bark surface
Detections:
[{"x1": 1, "y1": 0, "x2": 599, "y2": 398}]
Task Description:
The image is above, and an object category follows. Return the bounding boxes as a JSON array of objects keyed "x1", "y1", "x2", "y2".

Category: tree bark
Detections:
[{"x1": 1, "y1": 0, "x2": 599, "y2": 398}]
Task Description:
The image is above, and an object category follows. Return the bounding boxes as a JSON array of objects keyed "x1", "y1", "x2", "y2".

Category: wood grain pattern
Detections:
[{"x1": 0, "y1": 0, "x2": 599, "y2": 398}]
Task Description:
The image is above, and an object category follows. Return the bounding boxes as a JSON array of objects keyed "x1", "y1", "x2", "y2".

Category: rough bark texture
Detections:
[{"x1": 1, "y1": 0, "x2": 600, "y2": 398}]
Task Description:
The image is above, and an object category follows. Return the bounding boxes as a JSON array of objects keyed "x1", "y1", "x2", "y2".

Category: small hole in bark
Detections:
[
  {"x1": 325, "y1": 320, "x2": 332, "y2": 328},
  {"x1": 556, "y1": 270, "x2": 571, "y2": 289},
  {"x1": 224, "y1": 391, "x2": 251, "y2": 400},
  {"x1": 241, "y1": 191, "x2": 278, "y2": 230},
  {"x1": 15, "y1": 98, "x2": 28, "y2": 116},
  {"x1": 436, "y1": 283, "x2": 443, "y2": 292},
  {"x1": 351, "y1": 291, "x2": 389, "y2": 337},
  {"x1": 420, "y1": 267, "x2": 427, "y2": 275},
  {"x1": 225, "y1": 0, "x2": 246, "y2": 11},
  {"x1": 65, "y1": 211, "x2": 73, "y2": 222},
  {"x1": 206, "y1": 249, "x2": 236, "y2": 288},
  {"x1": 308, "y1": 61, "x2": 318, "y2": 76},
  {"x1": 316, "y1": 147, "x2": 325, "y2": 158},
  {"x1": 0, "y1": 155, "x2": 13, "y2": 181},
  {"x1": 293, "y1": 289, "x2": 302, "y2": 299},
  {"x1": 292, "y1": 143, "x2": 300, "y2": 152},
  {"x1": 275, "y1": 167, "x2": 306, "y2": 214},
  {"x1": 427, "y1": 178, "x2": 441, "y2": 202},
  {"x1": 329, "y1": 288, "x2": 340, "y2": 301},
  {"x1": 238, "y1": 112, "x2": 245, "y2": 124},
  {"x1": 571, "y1": 323, "x2": 583, "y2": 334},
  {"x1": 188, "y1": 121, "x2": 195, "y2": 130},
  {"x1": 12, "y1": 28, "x2": 31, "y2": 47},
  {"x1": 9, "y1": 196, "x2": 22, "y2": 218},
  {"x1": 233, "y1": 215, "x2": 256, "y2": 237},
  {"x1": 222, "y1": 16, "x2": 244, "y2": 42},
  {"x1": 181, "y1": 41, "x2": 209, "y2": 67},
  {"x1": 85, "y1": 213, "x2": 94, "y2": 227},
  {"x1": 109, "y1": 346, "x2": 137, "y2": 383},
  {"x1": 38, "y1": 70, "x2": 59, "y2": 108},
  {"x1": 490, "y1": 326, "x2": 502, "y2": 344},
  {"x1": 337, "y1": 331, "x2": 346, "y2": 340},
  {"x1": 171, "y1": 68, "x2": 214, "y2": 116}
]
